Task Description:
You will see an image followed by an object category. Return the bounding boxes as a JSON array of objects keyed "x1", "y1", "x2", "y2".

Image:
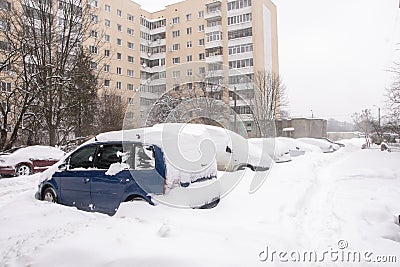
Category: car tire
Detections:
[
  {"x1": 43, "y1": 187, "x2": 58, "y2": 203},
  {"x1": 15, "y1": 164, "x2": 31, "y2": 176}
]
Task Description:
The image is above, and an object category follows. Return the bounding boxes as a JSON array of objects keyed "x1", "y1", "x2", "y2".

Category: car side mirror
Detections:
[
  {"x1": 226, "y1": 146, "x2": 232, "y2": 154},
  {"x1": 58, "y1": 163, "x2": 67, "y2": 171}
]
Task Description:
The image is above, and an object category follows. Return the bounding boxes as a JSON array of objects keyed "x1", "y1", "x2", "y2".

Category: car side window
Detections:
[
  {"x1": 134, "y1": 145, "x2": 155, "y2": 170},
  {"x1": 69, "y1": 146, "x2": 97, "y2": 169},
  {"x1": 95, "y1": 144, "x2": 124, "y2": 169}
]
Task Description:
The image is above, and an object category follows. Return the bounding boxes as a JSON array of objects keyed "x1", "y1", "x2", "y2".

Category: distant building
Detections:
[{"x1": 275, "y1": 118, "x2": 327, "y2": 138}]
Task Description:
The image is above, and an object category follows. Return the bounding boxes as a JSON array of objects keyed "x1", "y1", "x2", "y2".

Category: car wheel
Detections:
[
  {"x1": 15, "y1": 164, "x2": 31, "y2": 176},
  {"x1": 43, "y1": 187, "x2": 57, "y2": 203}
]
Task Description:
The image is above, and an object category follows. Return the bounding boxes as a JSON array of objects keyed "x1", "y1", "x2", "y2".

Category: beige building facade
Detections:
[
  {"x1": 2, "y1": 0, "x2": 278, "y2": 135},
  {"x1": 89, "y1": 0, "x2": 278, "y2": 134}
]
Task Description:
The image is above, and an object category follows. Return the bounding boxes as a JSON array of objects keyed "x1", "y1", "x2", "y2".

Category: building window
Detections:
[
  {"x1": 186, "y1": 41, "x2": 192, "y2": 48},
  {"x1": 228, "y1": 27, "x2": 252, "y2": 40},
  {"x1": 228, "y1": 13, "x2": 252, "y2": 25},
  {"x1": 90, "y1": 30, "x2": 98, "y2": 38},
  {"x1": 199, "y1": 38, "x2": 205, "y2": 46},
  {"x1": 172, "y1": 17, "x2": 180, "y2": 24},
  {"x1": 90, "y1": 0, "x2": 98, "y2": 7},
  {"x1": 186, "y1": 83, "x2": 193, "y2": 90},
  {"x1": 228, "y1": 58, "x2": 254, "y2": 69},
  {"x1": 117, "y1": 24, "x2": 122, "y2": 31},
  {"x1": 117, "y1": 67, "x2": 122, "y2": 75},
  {"x1": 104, "y1": 64, "x2": 110, "y2": 72},
  {"x1": 198, "y1": 10, "x2": 204, "y2": 18},
  {"x1": 206, "y1": 31, "x2": 222, "y2": 42},
  {"x1": 127, "y1": 42, "x2": 134, "y2": 50},
  {"x1": 186, "y1": 55, "x2": 192, "y2": 62},
  {"x1": 90, "y1": 62, "x2": 98, "y2": 69},
  {"x1": 199, "y1": 53, "x2": 205, "y2": 60},
  {"x1": 117, "y1": 9, "x2": 122, "y2": 17},
  {"x1": 89, "y1": 45, "x2": 98, "y2": 54},
  {"x1": 90, "y1": 14, "x2": 98, "y2": 23},
  {"x1": 172, "y1": 30, "x2": 180, "y2": 38},
  {"x1": 1, "y1": 81, "x2": 11, "y2": 92},
  {"x1": 104, "y1": 4, "x2": 110, "y2": 12},
  {"x1": 116, "y1": 81, "x2": 122, "y2": 89},
  {"x1": 186, "y1": 14, "x2": 192, "y2": 21},
  {"x1": 117, "y1": 52, "x2": 122, "y2": 60},
  {"x1": 199, "y1": 67, "x2": 205, "y2": 74},
  {"x1": 117, "y1": 38, "x2": 122, "y2": 46},
  {"x1": 228, "y1": 43, "x2": 253, "y2": 55},
  {"x1": 128, "y1": 56, "x2": 134, "y2": 63},
  {"x1": 227, "y1": 0, "x2": 252, "y2": 11},
  {"x1": 104, "y1": 79, "x2": 110, "y2": 87},
  {"x1": 127, "y1": 28, "x2": 134, "y2": 35},
  {"x1": 186, "y1": 69, "x2": 192, "y2": 76},
  {"x1": 172, "y1": 57, "x2": 180, "y2": 64},
  {"x1": 127, "y1": 84, "x2": 134, "y2": 90},
  {"x1": 104, "y1": 49, "x2": 110, "y2": 57},
  {"x1": 105, "y1": 34, "x2": 110, "y2": 42},
  {"x1": 127, "y1": 14, "x2": 134, "y2": 22},
  {"x1": 105, "y1": 19, "x2": 110, "y2": 27},
  {"x1": 127, "y1": 69, "x2": 134, "y2": 77},
  {"x1": 161, "y1": 58, "x2": 166, "y2": 66},
  {"x1": 198, "y1": 24, "x2": 204, "y2": 32},
  {"x1": 172, "y1": 70, "x2": 180, "y2": 78},
  {"x1": 186, "y1": 27, "x2": 192, "y2": 35},
  {"x1": 172, "y1": 43, "x2": 180, "y2": 51}
]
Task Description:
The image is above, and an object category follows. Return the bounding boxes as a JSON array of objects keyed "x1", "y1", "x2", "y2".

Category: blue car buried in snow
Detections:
[{"x1": 35, "y1": 127, "x2": 221, "y2": 215}]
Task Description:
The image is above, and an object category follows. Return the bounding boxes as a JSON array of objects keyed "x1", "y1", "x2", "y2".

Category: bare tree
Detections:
[
  {"x1": 0, "y1": 0, "x2": 104, "y2": 147},
  {"x1": 352, "y1": 109, "x2": 381, "y2": 144},
  {"x1": 252, "y1": 70, "x2": 288, "y2": 137},
  {"x1": 385, "y1": 62, "x2": 400, "y2": 133},
  {"x1": 145, "y1": 65, "x2": 229, "y2": 127}
]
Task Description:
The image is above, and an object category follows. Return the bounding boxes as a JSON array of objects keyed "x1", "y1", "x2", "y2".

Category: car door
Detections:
[
  {"x1": 56, "y1": 145, "x2": 97, "y2": 211},
  {"x1": 90, "y1": 144, "x2": 129, "y2": 213},
  {"x1": 130, "y1": 144, "x2": 164, "y2": 195}
]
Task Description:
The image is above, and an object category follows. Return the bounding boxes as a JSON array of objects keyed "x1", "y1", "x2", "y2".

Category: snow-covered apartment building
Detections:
[{"x1": 1, "y1": 0, "x2": 278, "y2": 136}]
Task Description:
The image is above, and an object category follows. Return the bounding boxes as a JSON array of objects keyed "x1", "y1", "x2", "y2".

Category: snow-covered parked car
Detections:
[
  {"x1": 248, "y1": 138, "x2": 292, "y2": 163},
  {"x1": 276, "y1": 137, "x2": 323, "y2": 157},
  {"x1": 0, "y1": 146, "x2": 65, "y2": 177},
  {"x1": 297, "y1": 138, "x2": 341, "y2": 153},
  {"x1": 153, "y1": 123, "x2": 273, "y2": 172},
  {"x1": 35, "y1": 125, "x2": 221, "y2": 215}
]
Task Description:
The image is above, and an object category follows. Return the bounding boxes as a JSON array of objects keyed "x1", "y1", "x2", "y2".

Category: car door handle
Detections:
[
  {"x1": 120, "y1": 178, "x2": 130, "y2": 184},
  {"x1": 83, "y1": 178, "x2": 90, "y2": 183}
]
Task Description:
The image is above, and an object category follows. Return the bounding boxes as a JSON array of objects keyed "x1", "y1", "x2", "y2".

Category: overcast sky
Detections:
[{"x1": 134, "y1": 0, "x2": 400, "y2": 122}]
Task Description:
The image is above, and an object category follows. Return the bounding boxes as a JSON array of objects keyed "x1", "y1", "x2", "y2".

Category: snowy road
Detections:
[{"x1": 0, "y1": 139, "x2": 399, "y2": 266}]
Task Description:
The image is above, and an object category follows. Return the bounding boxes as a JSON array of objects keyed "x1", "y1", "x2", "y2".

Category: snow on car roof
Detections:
[{"x1": 89, "y1": 124, "x2": 218, "y2": 185}]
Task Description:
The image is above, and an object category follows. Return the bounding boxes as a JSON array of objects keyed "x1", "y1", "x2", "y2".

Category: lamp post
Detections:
[
  {"x1": 234, "y1": 85, "x2": 237, "y2": 132},
  {"x1": 373, "y1": 105, "x2": 381, "y2": 128}
]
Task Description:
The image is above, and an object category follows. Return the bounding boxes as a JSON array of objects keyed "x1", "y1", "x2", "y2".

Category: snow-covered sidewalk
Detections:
[{"x1": 0, "y1": 139, "x2": 399, "y2": 266}]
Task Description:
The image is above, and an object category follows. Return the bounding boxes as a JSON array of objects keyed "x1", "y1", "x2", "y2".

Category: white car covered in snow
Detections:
[
  {"x1": 276, "y1": 137, "x2": 323, "y2": 156},
  {"x1": 297, "y1": 138, "x2": 341, "y2": 153},
  {"x1": 154, "y1": 123, "x2": 273, "y2": 172},
  {"x1": 248, "y1": 138, "x2": 292, "y2": 163}
]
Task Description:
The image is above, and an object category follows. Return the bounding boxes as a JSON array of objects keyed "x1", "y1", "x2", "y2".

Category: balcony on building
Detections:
[
  {"x1": 205, "y1": 47, "x2": 223, "y2": 63},
  {"x1": 205, "y1": 0, "x2": 222, "y2": 20}
]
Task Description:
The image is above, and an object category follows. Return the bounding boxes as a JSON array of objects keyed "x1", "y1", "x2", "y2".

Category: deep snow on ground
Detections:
[{"x1": 0, "y1": 138, "x2": 399, "y2": 267}]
